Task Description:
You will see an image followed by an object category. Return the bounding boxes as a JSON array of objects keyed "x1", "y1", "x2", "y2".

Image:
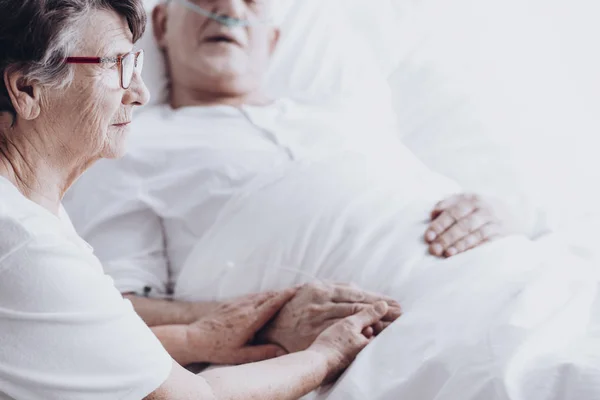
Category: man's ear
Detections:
[
  {"x1": 3, "y1": 68, "x2": 41, "y2": 121},
  {"x1": 153, "y1": 4, "x2": 169, "y2": 49},
  {"x1": 269, "y1": 28, "x2": 281, "y2": 55}
]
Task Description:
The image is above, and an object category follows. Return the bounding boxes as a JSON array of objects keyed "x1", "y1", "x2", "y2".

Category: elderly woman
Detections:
[{"x1": 0, "y1": 1, "x2": 395, "y2": 399}]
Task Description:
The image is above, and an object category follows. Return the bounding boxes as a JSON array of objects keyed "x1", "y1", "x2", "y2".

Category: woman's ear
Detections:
[
  {"x1": 3, "y1": 68, "x2": 41, "y2": 121},
  {"x1": 152, "y1": 4, "x2": 169, "y2": 49}
]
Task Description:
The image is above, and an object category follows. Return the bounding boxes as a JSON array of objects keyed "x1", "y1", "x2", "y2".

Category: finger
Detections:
[
  {"x1": 325, "y1": 303, "x2": 370, "y2": 319},
  {"x1": 371, "y1": 321, "x2": 384, "y2": 335},
  {"x1": 238, "y1": 290, "x2": 280, "y2": 307},
  {"x1": 374, "y1": 321, "x2": 394, "y2": 336},
  {"x1": 326, "y1": 302, "x2": 402, "y2": 322},
  {"x1": 441, "y1": 213, "x2": 496, "y2": 257},
  {"x1": 362, "y1": 326, "x2": 375, "y2": 338},
  {"x1": 346, "y1": 301, "x2": 388, "y2": 330},
  {"x1": 255, "y1": 287, "x2": 298, "y2": 308},
  {"x1": 430, "y1": 194, "x2": 461, "y2": 220},
  {"x1": 429, "y1": 209, "x2": 489, "y2": 256},
  {"x1": 426, "y1": 211, "x2": 456, "y2": 244},
  {"x1": 426, "y1": 200, "x2": 478, "y2": 243},
  {"x1": 336, "y1": 282, "x2": 360, "y2": 289},
  {"x1": 435, "y1": 209, "x2": 489, "y2": 249},
  {"x1": 331, "y1": 285, "x2": 400, "y2": 310},
  {"x1": 222, "y1": 344, "x2": 288, "y2": 365},
  {"x1": 444, "y1": 225, "x2": 485, "y2": 257},
  {"x1": 445, "y1": 222, "x2": 501, "y2": 257},
  {"x1": 250, "y1": 288, "x2": 298, "y2": 332},
  {"x1": 382, "y1": 305, "x2": 402, "y2": 322}
]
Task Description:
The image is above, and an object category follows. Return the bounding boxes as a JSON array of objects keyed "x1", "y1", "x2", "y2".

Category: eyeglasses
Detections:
[{"x1": 64, "y1": 50, "x2": 144, "y2": 90}]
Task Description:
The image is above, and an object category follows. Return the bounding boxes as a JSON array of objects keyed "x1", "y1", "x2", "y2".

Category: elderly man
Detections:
[{"x1": 64, "y1": 0, "x2": 526, "y2": 366}]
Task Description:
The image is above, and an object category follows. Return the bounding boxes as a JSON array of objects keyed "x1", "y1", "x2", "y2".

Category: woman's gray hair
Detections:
[{"x1": 0, "y1": 0, "x2": 146, "y2": 119}]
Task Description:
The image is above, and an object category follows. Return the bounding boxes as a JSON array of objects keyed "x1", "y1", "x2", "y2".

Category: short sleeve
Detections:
[
  {"x1": 0, "y1": 233, "x2": 172, "y2": 400},
  {"x1": 64, "y1": 157, "x2": 169, "y2": 296}
]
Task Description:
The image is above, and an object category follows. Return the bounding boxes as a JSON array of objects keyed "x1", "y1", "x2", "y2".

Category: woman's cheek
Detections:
[{"x1": 72, "y1": 85, "x2": 113, "y2": 157}]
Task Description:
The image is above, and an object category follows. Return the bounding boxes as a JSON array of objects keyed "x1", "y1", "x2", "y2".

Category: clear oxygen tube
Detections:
[{"x1": 170, "y1": 0, "x2": 272, "y2": 28}]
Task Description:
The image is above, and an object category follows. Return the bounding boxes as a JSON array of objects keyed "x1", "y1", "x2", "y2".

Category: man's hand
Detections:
[
  {"x1": 186, "y1": 289, "x2": 297, "y2": 365},
  {"x1": 425, "y1": 193, "x2": 508, "y2": 258},
  {"x1": 259, "y1": 282, "x2": 402, "y2": 354},
  {"x1": 308, "y1": 301, "x2": 391, "y2": 384}
]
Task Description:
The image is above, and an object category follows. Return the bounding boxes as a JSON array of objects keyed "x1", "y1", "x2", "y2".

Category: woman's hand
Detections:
[
  {"x1": 259, "y1": 282, "x2": 402, "y2": 354},
  {"x1": 149, "y1": 302, "x2": 393, "y2": 400},
  {"x1": 308, "y1": 301, "x2": 390, "y2": 383},
  {"x1": 425, "y1": 193, "x2": 510, "y2": 257},
  {"x1": 186, "y1": 289, "x2": 296, "y2": 365}
]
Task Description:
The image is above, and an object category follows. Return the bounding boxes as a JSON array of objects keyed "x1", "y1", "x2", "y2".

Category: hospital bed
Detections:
[{"x1": 134, "y1": 1, "x2": 600, "y2": 399}]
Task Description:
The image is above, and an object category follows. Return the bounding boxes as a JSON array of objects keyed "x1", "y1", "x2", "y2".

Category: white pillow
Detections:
[
  {"x1": 139, "y1": 0, "x2": 402, "y2": 107},
  {"x1": 138, "y1": 0, "x2": 167, "y2": 107}
]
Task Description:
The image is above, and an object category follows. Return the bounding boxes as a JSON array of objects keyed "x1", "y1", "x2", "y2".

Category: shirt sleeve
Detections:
[
  {"x1": 64, "y1": 157, "x2": 169, "y2": 296},
  {"x1": 0, "y1": 232, "x2": 173, "y2": 400}
]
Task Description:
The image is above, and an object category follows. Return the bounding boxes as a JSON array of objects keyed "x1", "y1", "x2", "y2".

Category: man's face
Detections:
[{"x1": 155, "y1": 0, "x2": 279, "y2": 95}]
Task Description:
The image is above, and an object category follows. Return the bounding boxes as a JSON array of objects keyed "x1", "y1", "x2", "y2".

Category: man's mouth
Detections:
[{"x1": 204, "y1": 35, "x2": 239, "y2": 46}]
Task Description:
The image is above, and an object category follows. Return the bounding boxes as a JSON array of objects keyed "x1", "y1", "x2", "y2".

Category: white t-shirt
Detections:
[{"x1": 0, "y1": 177, "x2": 172, "y2": 399}]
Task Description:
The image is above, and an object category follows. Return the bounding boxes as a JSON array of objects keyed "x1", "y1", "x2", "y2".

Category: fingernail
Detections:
[
  {"x1": 446, "y1": 247, "x2": 457, "y2": 256},
  {"x1": 425, "y1": 231, "x2": 436, "y2": 241},
  {"x1": 431, "y1": 243, "x2": 443, "y2": 255}
]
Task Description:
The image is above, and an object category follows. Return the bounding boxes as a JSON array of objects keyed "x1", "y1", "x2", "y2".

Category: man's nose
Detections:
[{"x1": 214, "y1": 0, "x2": 245, "y2": 20}]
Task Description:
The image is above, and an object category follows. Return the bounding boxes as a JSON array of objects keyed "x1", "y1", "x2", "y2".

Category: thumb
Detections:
[
  {"x1": 431, "y1": 195, "x2": 460, "y2": 220},
  {"x1": 348, "y1": 301, "x2": 389, "y2": 330},
  {"x1": 430, "y1": 209, "x2": 443, "y2": 220},
  {"x1": 251, "y1": 288, "x2": 297, "y2": 331},
  {"x1": 225, "y1": 344, "x2": 288, "y2": 365}
]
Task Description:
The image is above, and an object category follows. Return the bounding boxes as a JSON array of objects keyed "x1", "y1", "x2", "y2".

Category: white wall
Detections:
[{"x1": 388, "y1": 0, "x2": 600, "y2": 228}]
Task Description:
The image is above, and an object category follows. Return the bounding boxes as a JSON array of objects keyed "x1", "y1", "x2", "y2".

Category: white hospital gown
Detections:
[{"x1": 65, "y1": 96, "x2": 461, "y2": 299}]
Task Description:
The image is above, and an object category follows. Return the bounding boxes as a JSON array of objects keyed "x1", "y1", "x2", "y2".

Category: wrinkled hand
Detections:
[
  {"x1": 259, "y1": 282, "x2": 402, "y2": 354},
  {"x1": 187, "y1": 289, "x2": 296, "y2": 365},
  {"x1": 309, "y1": 301, "x2": 390, "y2": 383},
  {"x1": 425, "y1": 193, "x2": 506, "y2": 258}
]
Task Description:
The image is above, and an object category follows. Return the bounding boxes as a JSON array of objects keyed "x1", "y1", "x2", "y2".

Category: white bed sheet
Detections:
[
  {"x1": 177, "y1": 157, "x2": 600, "y2": 399},
  {"x1": 321, "y1": 233, "x2": 600, "y2": 400},
  {"x1": 185, "y1": 228, "x2": 600, "y2": 399}
]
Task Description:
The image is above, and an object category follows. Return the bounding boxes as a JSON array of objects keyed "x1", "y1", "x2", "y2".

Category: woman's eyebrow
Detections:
[{"x1": 103, "y1": 46, "x2": 135, "y2": 58}]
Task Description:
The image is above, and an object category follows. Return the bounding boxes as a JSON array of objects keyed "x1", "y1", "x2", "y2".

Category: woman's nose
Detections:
[{"x1": 123, "y1": 71, "x2": 150, "y2": 107}]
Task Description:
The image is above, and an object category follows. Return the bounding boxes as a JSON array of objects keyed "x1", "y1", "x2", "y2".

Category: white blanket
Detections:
[
  {"x1": 178, "y1": 155, "x2": 600, "y2": 399},
  {"x1": 323, "y1": 236, "x2": 600, "y2": 400}
]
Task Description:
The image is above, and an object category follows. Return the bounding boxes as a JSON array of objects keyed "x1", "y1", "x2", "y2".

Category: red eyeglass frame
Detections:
[{"x1": 64, "y1": 50, "x2": 144, "y2": 89}]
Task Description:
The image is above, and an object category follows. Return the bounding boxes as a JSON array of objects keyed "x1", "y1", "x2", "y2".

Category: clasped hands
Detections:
[{"x1": 184, "y1": 282, "x2": 402, "y2": 369}]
